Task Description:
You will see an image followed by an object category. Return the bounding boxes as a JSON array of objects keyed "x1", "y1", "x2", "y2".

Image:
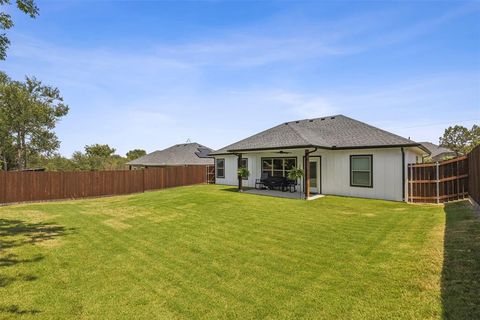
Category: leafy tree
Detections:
[
  {"x1": 85, "y1": 144, "x2": 116, "y2": 158},
  {"x1": 439, "y1": 125, "x2": 472, "y2": 156},
  {"x1": 126, "y1": 149, "x2": 146, "y2": 160},
  {"x1": 28, "y1": 153, "x2": 75, "y2": 171},
  {"x1": 0, "y1": 73, "x2": 69, "y2": 170},
  {"x1": 471, "y1": 125, "x2": 480, "y2": 149},
  {"x1": 0, "y1": 0, "x2": 39, "y2": 60},
  {"x1": 0, "y1": 72, "x2": 13, "y2": 169},
  {"x1": 71, "y1": 144, "x2": 125, "y2": 171},
  {"x1": 105, "y1": 154, "x2": 128, "y2": 170}
]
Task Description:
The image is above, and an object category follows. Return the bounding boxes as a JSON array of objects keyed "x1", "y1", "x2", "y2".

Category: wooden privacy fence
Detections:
[
  {"x1": 0, "y1": 165, "x2": 208, "y2": 205},
  {"x1": 468, "y1": 145, "x2": 480, "y2": 205},
  {"x1": 408, "y1": 156, "x2": 469, "y2": 203}
]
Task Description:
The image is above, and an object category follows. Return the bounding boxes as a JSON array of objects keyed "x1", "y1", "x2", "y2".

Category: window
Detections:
[
  {"x1": 350, "y1": 155, "x2": 373, "y2": 187},
  {"x1": 216, "y1": 158, "x2": 225, "y2": 178},
  {"x1": 261, "y1": 157, "x2": 297, "y2": 178},
  {"x1": 240, "y1": 158, "x2": 248, "y2": 180}
]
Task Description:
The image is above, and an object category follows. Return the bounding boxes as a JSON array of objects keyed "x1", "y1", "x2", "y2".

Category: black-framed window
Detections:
[
  {"x1": 350, "y1": 155, "x2": 373, "y2": 187},
  {"x1": 261, "y1": 157, "x2": 297, "y2": 178},
  {"x1": 240, "y1": 158, "x2": 248, "y2": 180},
  {"x1": 216, "y1": 158, "x2": 225, "y2": 178}
]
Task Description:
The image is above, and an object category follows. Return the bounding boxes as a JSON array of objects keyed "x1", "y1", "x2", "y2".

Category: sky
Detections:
[{"x1": 1, "y1": 0, "x2": 479, "y2": 156}]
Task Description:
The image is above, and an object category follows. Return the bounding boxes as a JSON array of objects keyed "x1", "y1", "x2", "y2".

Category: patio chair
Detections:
[{"x1": 255, "y1": 172, "x2": 270, "y2": 189}]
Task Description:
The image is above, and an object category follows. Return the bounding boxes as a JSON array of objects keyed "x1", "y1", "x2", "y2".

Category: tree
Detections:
[
  {"x1": 0, "y1": 73, "x2": 69, "y2": 170},
  {"x1": 439, "y1": 124, "x2": 480, "y2": 155},
  {"x1": 28, "y1": 153, "x2": 75, "y2": 171},
  {"x1": 0, "y1": 0, "x2": 39, "y2": 60},
  {"x1": 71, "y1": 144, "x2": 121, "y2": 171},
  {"x1": 471, "y1": 125, "x2": 480, "y2": 149},
  {"x1": 85, "y1": 144, "x2": 116, "y2": 158},
  {"x1": 0, "y1": 73, "x2": 13, "y2": 169},
  {"x1": 126, "y1": 149, "x2": 146, "y2": 161}
]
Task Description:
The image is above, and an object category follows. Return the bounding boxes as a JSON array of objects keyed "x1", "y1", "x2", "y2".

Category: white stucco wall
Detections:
[{"x1": 214, "y1": 147, "x2": 424, "y2": 202}]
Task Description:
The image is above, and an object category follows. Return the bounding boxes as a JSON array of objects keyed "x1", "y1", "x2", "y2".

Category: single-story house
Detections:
[
  {"x1": 127, "y1": 142, "x2": 214, "y2": 169},
  {"x1": 210, "y1": 115, "x2": 430, "y2": 201},
  {"x1": 420, "y1": 142, "x2": 456, "y2": 162}
]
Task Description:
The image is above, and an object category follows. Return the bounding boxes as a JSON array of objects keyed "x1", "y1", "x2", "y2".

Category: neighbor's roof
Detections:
[
  {"x1": 420, "y1": 142, "x2": 456, "y2": 159},
  {"x1": 127, "y1": 143, "x2": 214, "y2": 166},
  {"x1": 211, "y1": 115, "x2": 426, "y2": 155}
]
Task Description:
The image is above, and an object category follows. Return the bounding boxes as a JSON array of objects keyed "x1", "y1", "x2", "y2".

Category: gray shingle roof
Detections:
[
  {"x1": 211, "y1": 115, "x2": 423, "y2": 155},
  {"x1": 420, "y1": 142, "x2": 456, "y2": 159},
  {"x1": 127, "y1": 143, "x2": 214, "y2": 166}
]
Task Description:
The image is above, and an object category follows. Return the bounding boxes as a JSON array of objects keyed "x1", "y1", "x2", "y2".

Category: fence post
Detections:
[
  {"x1": 142, "y1": 169, "x2": 145, "y2": 193},
  {"x1": 436, "y1": 162, "x2": 440, "y2": 204},
  {"x1": 456, "y1": 159, "x2": 460, "y2": 200},
  {"x1": 409, "y1": 164, "x2": 413, "y2": 203}
]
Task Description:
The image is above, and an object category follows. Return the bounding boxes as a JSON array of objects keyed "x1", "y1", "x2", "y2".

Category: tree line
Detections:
[{"x1": 28, "y1": 145, "x2": 147, "y2": 171}]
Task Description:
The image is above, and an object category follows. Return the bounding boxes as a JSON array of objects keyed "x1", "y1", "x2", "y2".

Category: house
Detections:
[
  {"x1": 127, "y1": 142, "x2": 214, "y2": 169},
  {"x1": 210, "y1": 115, "x2": 429, "y2": 201},
  {"x1": 420, "y1": 142, "x2": 456, "y2": 162}
]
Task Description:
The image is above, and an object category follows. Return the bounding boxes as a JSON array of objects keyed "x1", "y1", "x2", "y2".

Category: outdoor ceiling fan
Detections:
[{"x1": 274, "y1": 150, "x2": 291, "y2": 154}]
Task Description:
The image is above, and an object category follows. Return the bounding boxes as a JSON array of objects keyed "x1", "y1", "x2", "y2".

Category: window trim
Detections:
[
  {"x1": 261, "y1": 157, "x2": 297, "y2": 178},
  {"x1": 240, "y1": 158, "x2": 248, "y2": 180},
  {"x1": 350, "y1": 154, "x2": 373, "y2": 188},
  {"x1": 216, "y1": 158, "x2": 225, "y2": 179}
]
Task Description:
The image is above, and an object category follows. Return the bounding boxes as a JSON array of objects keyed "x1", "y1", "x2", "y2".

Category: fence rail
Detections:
[
  {"x1": 408, "y1": 156, "x2": 469, "y2": 203},
  {"x1": 0, "y1": 165, "x2": 208, "y2": 205}
]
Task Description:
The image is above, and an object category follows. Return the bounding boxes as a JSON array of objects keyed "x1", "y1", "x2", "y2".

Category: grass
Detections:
[{"x1": 0, "y1": 185, "x2": 478, "y2": 319}]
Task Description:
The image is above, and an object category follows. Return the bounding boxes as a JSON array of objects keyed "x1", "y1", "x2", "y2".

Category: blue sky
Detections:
[{"x1": 2, "y1": 0, "x2": 479, "y2": 156}]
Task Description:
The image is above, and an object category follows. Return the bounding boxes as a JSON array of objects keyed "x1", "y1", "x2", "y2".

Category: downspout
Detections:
[{"x1": 401, "y1": 147, "x2": 405, "y2": 202}]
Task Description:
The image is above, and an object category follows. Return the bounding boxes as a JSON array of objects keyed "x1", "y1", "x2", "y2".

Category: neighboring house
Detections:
[
  {"x1": 210, "y1": 115, "x2": 429, "y2": 202},
  {"x1": 420, "y1": 142, "x2": 457, "y2": 162},
  {"x1": 127, "y1": 143, "x2": 214, "y2": 169}
]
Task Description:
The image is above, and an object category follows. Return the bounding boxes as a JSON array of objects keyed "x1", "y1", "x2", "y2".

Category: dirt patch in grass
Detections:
[
  {"x1": 148, "y1": 212, "x2": 186, "y2": 224},
  {"x1": 102, "y1": 219, "x2": 131, "y2": 230}
]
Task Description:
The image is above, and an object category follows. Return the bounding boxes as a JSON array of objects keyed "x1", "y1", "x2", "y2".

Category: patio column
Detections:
[
  {"x1": 304, "y1": 149, "x2": 310, "y2": 199},
  {"x1": 237, "y1": 153, "x2": 243, "y2": 192}
]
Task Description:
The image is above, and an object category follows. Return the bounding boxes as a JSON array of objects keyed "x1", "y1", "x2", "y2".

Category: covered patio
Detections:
[{"x1": 234, "y1": 147, "x2": 319, "y2": 200}]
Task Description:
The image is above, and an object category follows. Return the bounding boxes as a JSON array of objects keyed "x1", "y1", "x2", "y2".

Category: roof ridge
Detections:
[
  {"x1": 340, "y1": 115, "x2": 416, "y2": 143},
  {"x1": 283, "y1": 114, "x2": 343, "y2": 124}
]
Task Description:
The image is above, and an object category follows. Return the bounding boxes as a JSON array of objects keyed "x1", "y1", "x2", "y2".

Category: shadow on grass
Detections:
[
  {"x1": 0, "y1": 305, "x2": 41, "y2": 315},
  {"x1": 0, "y1": 218, "x2": 72, "y2": 316},
  {"x1": 219, "y1": 187, "x2": 254, "y2": 193},
  {"x1": 442, "y1": 201, "x2": 480, "y2": 319}
]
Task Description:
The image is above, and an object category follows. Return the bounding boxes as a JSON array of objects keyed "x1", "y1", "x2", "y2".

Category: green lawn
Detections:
[{"x1": 0, "y1": 185, "x2": 478, "y2": 319}]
